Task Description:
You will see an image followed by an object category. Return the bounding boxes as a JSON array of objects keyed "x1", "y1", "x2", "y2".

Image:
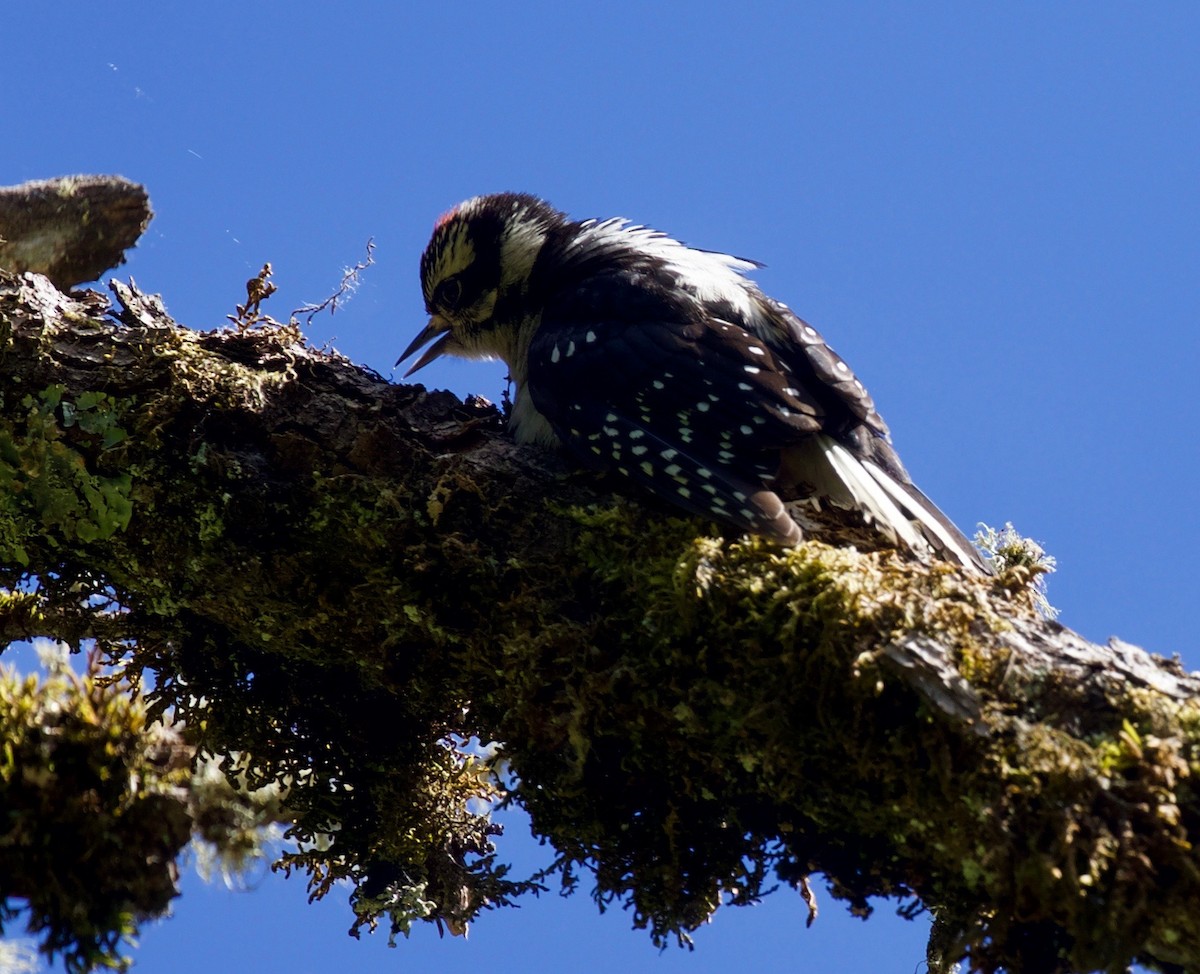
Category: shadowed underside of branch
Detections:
[
  {"x1": 0, "y1": 268, "x2": 1197, "y2": 974},
  {"x1": 0, "y1": 175, "x2": 151, "y2": 290}
]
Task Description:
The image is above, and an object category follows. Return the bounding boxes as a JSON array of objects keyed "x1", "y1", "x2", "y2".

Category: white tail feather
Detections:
[
  {"x1": 818, "y1": 438, "x2": 928, "y2": 553},
  {"x1": 859, "y1": 459, "x2": 982, "y2": 570}
]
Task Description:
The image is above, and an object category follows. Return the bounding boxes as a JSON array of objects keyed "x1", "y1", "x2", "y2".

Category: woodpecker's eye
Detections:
[{"x1": 434, "y1": 276, "x2": 464, "y2": 312}]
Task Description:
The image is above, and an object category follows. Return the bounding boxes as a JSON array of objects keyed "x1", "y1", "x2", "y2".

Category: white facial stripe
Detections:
[{"x1": 500, "y1": 218, "x2": 550, "y2": 289}]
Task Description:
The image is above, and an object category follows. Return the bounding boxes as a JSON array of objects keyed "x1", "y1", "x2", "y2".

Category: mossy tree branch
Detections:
[{"x1": 0, "y1": 266, "x2": 1196, "y2": 974}]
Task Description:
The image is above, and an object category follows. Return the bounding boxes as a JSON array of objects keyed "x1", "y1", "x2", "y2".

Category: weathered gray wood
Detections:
[{"x1": 0, "y1": 175, "x2": 151, "y2": 287}]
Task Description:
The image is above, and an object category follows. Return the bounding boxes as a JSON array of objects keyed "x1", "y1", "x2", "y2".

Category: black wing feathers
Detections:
[
  {"x1": 527, "y1": 270, "x2": 827, "y2": 540},
  {"x1": 525, "y1": 261, "x2": 984, "y2": 569}
]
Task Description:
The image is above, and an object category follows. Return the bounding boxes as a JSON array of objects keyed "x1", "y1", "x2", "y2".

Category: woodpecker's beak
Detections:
[{"x1": 397, "y1": 315, "x2": 453, "y2": 377}]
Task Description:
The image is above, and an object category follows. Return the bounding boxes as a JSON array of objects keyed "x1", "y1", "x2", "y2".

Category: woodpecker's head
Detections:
[{"x1": 399, "y1": 193, "x2": 567, "y2": 376}]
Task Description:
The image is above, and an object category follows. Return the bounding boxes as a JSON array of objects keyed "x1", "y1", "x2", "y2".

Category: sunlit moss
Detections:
[
  {"x1": 2, "y1": 278, "x2": 1198, "y2": 973},
  {"x1": 0, "y1": 659, "x2": 190, "y2": 972}
]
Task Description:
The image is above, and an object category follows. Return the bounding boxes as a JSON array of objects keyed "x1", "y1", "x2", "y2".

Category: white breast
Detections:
[{"x1": 509, "y1": 384, "x2": 559, "y2": 446}]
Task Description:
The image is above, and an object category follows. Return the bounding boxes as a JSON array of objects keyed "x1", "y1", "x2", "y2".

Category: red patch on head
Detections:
[{"x1": 434, "y1": 205, "x2": 460, "y2": 230}]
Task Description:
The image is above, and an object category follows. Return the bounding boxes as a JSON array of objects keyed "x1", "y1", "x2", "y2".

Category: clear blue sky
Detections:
[{"x1": 6, "y1": 3, "x2": 1199, "y2": 972}]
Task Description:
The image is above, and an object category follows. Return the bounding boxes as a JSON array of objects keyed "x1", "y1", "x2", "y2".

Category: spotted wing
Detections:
[{"x1": 526, "y1": 273, "x2": 831, "y2": 540}]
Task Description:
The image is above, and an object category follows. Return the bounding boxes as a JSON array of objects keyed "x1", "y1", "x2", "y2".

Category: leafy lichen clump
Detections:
[{"x1": 0, "y1": 647, "x2": 190, "y2": 973}]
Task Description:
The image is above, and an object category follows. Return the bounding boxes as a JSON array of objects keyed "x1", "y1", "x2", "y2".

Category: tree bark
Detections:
[
  {"x1": 0, "y1": 253, "x2": 1196, "y2": 970},
  {"x1": 0, "y1": 175, "x2": 152, "y2": 289}
]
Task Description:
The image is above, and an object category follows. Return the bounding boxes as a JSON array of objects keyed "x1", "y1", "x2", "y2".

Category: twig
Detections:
[{"x1": 291, "y1": 238, "x2": 376, "y2": 325}]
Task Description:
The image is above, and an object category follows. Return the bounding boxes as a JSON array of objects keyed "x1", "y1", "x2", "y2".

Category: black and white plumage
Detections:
[{"x1": 399, "y1": 193, "x2": 987, "y2": 572}]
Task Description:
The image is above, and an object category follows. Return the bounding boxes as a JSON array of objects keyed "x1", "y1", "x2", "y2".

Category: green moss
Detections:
[
  {"x1": 438, "y1": 514, "x2": 1200, "y2": 970},
  {"x1": 0, "y1": 662, "x2": 191, "y2": 973},
  {"x1": 0, "y1": 385, "x2": 132, "y2": 563},
  {"x1": 2, "y1": 289, "x2": 1197, "y2": 971}
]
